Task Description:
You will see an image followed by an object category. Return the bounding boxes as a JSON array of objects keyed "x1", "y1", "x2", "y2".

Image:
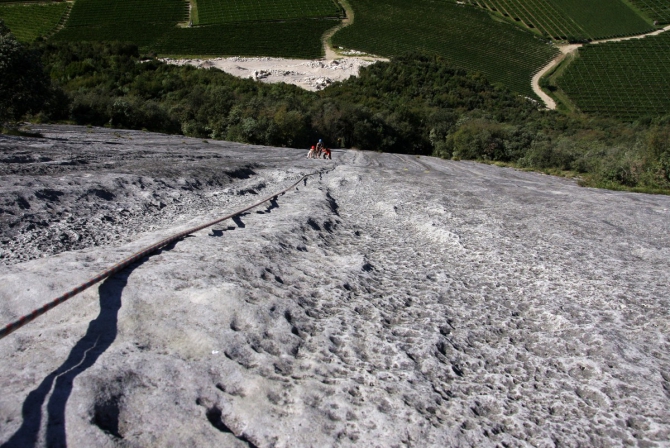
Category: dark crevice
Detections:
[
  {"x1": 92, "y1": 394, "x2": 123, "y2": 439},
  {"x1": 205, "y1": 406, "x2": 232, "y2": 433},
  {"x1": 204, "y1": 406, "x2": 259, "y2": 448},
  {"x1": 225, "y1": 167, "x2": 256, "y2": 180},
  {"x1": 325, "y1": 191, "x2": 339, "y2": 216},
  {"x1": 306, "y1": 218, "x2": 320, "y2": 231}
]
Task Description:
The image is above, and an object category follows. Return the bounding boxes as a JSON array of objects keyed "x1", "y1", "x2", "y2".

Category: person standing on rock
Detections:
[{"x1": 315, "y1": 139, "x2": 324, "y2": 158}]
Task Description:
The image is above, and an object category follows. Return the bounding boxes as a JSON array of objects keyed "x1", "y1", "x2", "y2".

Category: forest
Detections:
[{"x1": 1, "y1": 22, "x2": 669, "y2": 194}]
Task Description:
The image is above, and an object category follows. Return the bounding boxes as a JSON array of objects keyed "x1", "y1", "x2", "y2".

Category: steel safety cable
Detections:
[{"x1": 0, "y1": 170, "x2": 325, "y2": 340}]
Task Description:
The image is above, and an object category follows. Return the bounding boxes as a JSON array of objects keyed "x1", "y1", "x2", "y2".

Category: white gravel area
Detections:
[{"x1": 160, "y1": 57, "x2": 383, "y2": 91}]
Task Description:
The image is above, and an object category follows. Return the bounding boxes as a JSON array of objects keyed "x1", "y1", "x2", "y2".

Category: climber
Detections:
[{"x1": 315, "y1": 139, "x2": 324, "y2": 158}]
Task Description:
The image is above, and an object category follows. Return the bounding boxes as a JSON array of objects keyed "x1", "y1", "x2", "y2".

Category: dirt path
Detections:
[
  {"x1": 322, "y1": 0, "x2": 354, "y2": 60},
  {"x1": 532, "y1": 24, "x2": 670, "y2": 110}
]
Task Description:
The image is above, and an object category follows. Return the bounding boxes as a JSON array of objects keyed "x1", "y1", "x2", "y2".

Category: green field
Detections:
[
  {"x1": 0, "y1": 2, "x2": 68, "y2": 42},
  {"x1": 467, "y1": 0, "x2": 654, "y2": 41},
  {"x1": 332, "y1": 0, "x2": 557, "y2": 98},
  {"x1": 196, "y1": 0, "x2": 342, "y2": 25},
  {"x1": 52, "y1": 0, "x2": 186, "y2": 50},
  {"x1": 153, "y1": 20, "x2": 336, "y2": 58},
  {"x1": 65, "y1": 0, "x2": 187, "y2": 28},
  {"x1": 627, "y1": 0, "x2": 670, "y2": 24},
  {"x1": 51, "y1": 0, "x2": 333, "y2": 58},
  {"x1": 556, "y1": 32, "x2": 670, "y2": 120}
]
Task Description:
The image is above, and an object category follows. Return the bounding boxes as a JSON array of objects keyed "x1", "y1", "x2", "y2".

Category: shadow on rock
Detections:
[
  {"x1": 256, "y1": 197, "x2": 279, "y2": 215},
  {"x1": 232, "y1": 214, "x2": 247, "y2": 228},
  {"x1": 1, "y1": 241, "x2": 180, "y2": 448}
]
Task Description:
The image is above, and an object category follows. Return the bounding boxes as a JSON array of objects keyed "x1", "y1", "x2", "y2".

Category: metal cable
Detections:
[{"x1": 0, "y1": 171, "x2": 322, "y2": 340}]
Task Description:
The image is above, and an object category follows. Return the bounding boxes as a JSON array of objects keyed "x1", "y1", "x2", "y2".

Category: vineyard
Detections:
[
  {"x1": 50, "y1": 0, "x2": 333, "y2": 58},
  {"x1": 332, "y1": 0, "x2": 557, "y2": 98},
  {"x1": 464, "y1": 0, "x2": 654, "y2": 41},
  {"x1": 627, "y1": 0, "x2": 670, "y2": 24},
  {"x1": 64, "y1": 0, "x2": 187, "y2": 28},
  {"x1": 555, "y1": 32, "x2": 670, "y2": 120},
  {"x1": 196, "y1": 0, "x2": 342, "y2": 26},
  {"x1": 0, "y1": 2, "x2": 68, "y2": 42},
  {"x1": 153, "y1": 20, "x2": 336, "y2": 58}
]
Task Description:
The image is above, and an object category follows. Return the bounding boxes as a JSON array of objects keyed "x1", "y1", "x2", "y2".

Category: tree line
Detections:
[{"x1": 1, "y1": 21, "x2": 668, "y2": 193}]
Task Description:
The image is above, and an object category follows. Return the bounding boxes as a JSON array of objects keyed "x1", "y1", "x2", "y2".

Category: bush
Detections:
[{"x1": 0, "y1": 20, "x2": 54, "y2": 125}]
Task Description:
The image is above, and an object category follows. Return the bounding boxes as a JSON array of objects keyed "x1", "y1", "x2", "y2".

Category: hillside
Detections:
[
  {"x1": 1, "y1": 0, "x2": 669, "y2": 118},
  {"x1": 1, "y1": 125, "x2": 669, "y2": 446}
]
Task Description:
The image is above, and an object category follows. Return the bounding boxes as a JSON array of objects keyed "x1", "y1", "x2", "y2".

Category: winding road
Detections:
[{"x1": 532, "y1": 25, "x2": 670, "y2": 110}]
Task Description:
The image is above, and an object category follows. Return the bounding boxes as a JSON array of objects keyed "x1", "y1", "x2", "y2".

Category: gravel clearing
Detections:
[
  {"x1": 1, "y1": 125, "x2": 669, "y2": 447},
  {"x1": 159, "y1": 57, "x2": 382, "y2": 91}
]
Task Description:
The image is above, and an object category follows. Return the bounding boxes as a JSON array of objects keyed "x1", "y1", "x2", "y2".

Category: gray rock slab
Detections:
[{"x1": 1, "y1": 125, "x2": 669, "y2": 447}]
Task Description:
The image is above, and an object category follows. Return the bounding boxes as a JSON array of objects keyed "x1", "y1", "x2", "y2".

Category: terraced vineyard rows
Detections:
[
  {"x1": 627, "y1": 0, "x2": 670, "y2": 24},
  {"x1": 556, "y1": 32, "x2": 670, "y2": 120},
  {"x1": 153, "y1": 20, "x2": 336, "y2": 57},
  {"x1": 332, "y1": 0, "x2": 557, "y2": 98},
  {"x1": 51, "y1": 0, "x2": 331, "y2": 58},
  {"x1": 65, "y1": 0, "x2": 187, "y2": 27},
  {"x1": 53, "y1": 0, "x2": 187, "y2": 47},
  {"x1": 467, "y1": 0, "x2": 654, "y2": 40},
  {"x1": 196, "y1": 0, "x2": 342, "y2": 25},
  {"x1": 0, "y1": 2, "x2": 68, "y2": 42}
]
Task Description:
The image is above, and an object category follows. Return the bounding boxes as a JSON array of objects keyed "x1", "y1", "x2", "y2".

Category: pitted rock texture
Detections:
[{"x1": 0, "y1": 125, "x2": 669, "y2": 447}]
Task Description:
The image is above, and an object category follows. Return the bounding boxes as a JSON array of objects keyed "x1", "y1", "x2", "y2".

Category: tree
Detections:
[{"x1": 0, "y1": 20, "x2": 52, "y2": 126}]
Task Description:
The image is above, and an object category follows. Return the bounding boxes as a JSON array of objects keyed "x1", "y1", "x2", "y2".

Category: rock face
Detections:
[{"x1": 0, "y1": 125, "x2": 669, "y2": 447}]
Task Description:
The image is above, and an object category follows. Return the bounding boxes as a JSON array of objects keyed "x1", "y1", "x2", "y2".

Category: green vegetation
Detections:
[
  {"x1": 332, "y1": 0, "x2": 557, "y2": 99},
  {"x1": 553, "y1": 0, "x2": 653, "y2": 38},
  {"x1": 467, "y1": 0, "x2": 654, "y2": 41},
  {"x1": 49, "y1": 0, "x2": 331, "y2": 57},
  {"x1": 52, "y1": 0, "x2": 186, "y2": 49},
  {"x1": 65, "y1": 0, "x2": 187, "y2": 27},
  {"x1": 627, "y1": 0, "x2": 670, "y2": 24},
  {"x1": 15, "y1": 40, "x2": 667, "y2": 193},
  {"x1": 0, "y1": 2, "x2": 68, "y2": 42},
  {"x1": 555, "y1": 32, "x2": 670, "y2": 121},
  {"x1": 196, "y1": 0, "x2": 342, "y2": 25},
  {"x1": 0, "y1": 20, "x2": 56, "y2": 126},
  {"x1": 154, "y1": 20, "x2": 335, "y2": 58},
  {"x1": 53, "y1": 0, "x2": 188, "y2": 50}
]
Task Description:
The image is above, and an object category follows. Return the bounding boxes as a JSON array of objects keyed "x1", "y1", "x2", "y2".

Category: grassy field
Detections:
[
  {"x1": 196, "y1": 0, "x2": 342, "y2": 25},
  {"x1": 466, "y1": 0, "x2": 654, "y2": 41},
  {"x1": 555, "y1": 32, "x2": 670, "y2": 120},
  {"x1": 627, "y1": 0, "x2": 670, "y2": 24},
  {"x1": 0, "y1": 2, "x2": 68, "y2": 42},
  {"x1": 332, "y1": 0, "x2": 557, "y2": 98}
]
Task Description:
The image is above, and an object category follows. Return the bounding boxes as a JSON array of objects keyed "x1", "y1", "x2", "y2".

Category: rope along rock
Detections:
[{"x1": 0, "y1": 171, "x2": 323, "y2": 341}]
